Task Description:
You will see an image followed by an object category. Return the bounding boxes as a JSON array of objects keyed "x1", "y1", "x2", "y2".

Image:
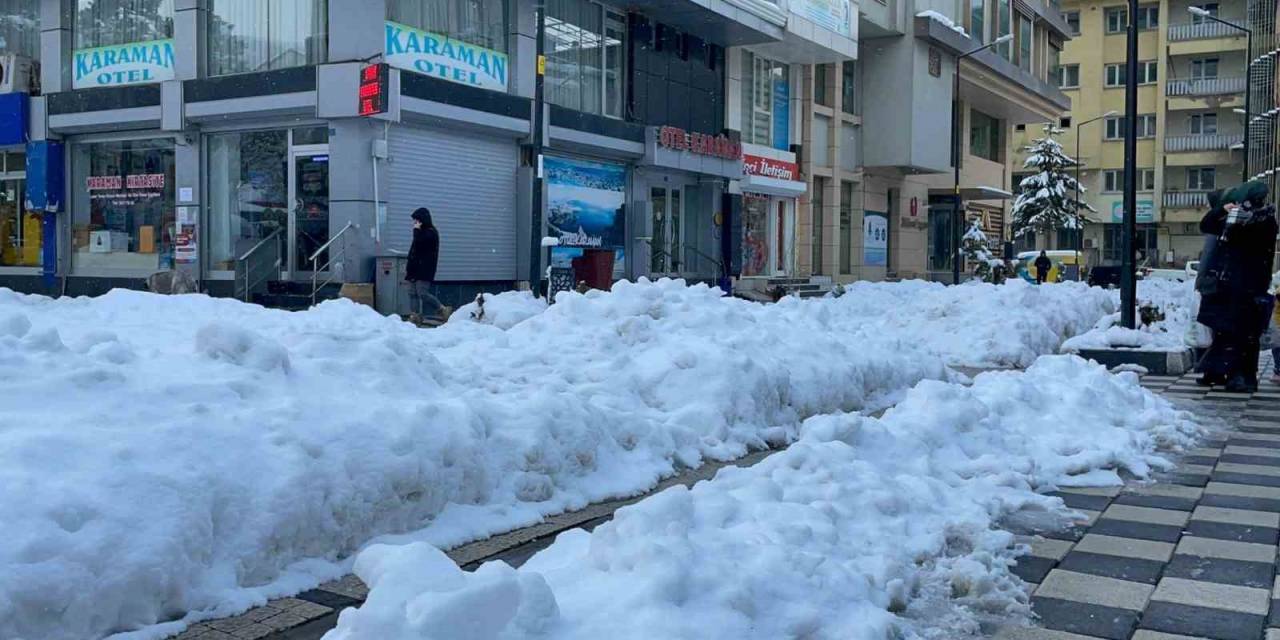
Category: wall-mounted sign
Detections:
[
  {"x1": 359, "y1": 63, "x2": 390, "y2": 116},
  {"x1": 73, "y1": 39, "x2": 175, "y2": 89},
  {"x1": 864, "y1": 211, "x2": 888, "y2": 266},
  {"x1": 1111, "y1": 200, "x2": 1156, "y2": 223},
  {"x1": 772, "y1": 77, "x2": 790, "y2": 151},
  {"x1": 791, "y1": 0, "x2": 853, "y2": 36},
  {"x1": 743, "y1": 155, "x2": 800, "y2": 182},
  {"x1": 385, "y1": 21, "x2": 508, "y2": 92},
  {"x1": 657, "y1": 126, "x2": 742, "y2": 160},
  {"x1": 545, "y1": 157, "x2": 627, "y2": 278}
]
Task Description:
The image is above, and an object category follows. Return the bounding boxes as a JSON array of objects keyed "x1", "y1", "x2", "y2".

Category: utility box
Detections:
[{"x1": 374, "y1": 254, "x2": 410, "y2": 316}]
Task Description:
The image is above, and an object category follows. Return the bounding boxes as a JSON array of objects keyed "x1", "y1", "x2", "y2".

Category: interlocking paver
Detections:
[
  {"x1": 1175, "y1": 535, "x2": 1278, "y2": 563},
  {"x1": 1191, "y1": 505, "x2": 1280, "y2": 528},
  {"x1": 1217, "y1": 462, "x2": 1280, "y2": 477},
  {"x1": 1072, "y1": 533, "x2": 1175, "y2": 562},
  {"x1": 1036, "y1": 570, "x2": 1155, "y2": 611},
  {"x1": 1152, "y1": 577, "x2": 1270, "y2": 615},
  {"x1": 1101, "y1": 505, "x2": 1192, "y2": 527}
]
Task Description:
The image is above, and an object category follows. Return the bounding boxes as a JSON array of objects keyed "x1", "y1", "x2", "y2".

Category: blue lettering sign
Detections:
[{"x1": 384, "y1": 21, "x2": 509, "y2": 92}]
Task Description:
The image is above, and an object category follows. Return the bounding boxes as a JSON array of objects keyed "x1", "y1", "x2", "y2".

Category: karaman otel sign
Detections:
[
  {"x1": 385, "y1": 21, "x2": 508, "y2": 92},
  {"x1": 73, "y1": 39, "x2": 175, "y2": 89}
]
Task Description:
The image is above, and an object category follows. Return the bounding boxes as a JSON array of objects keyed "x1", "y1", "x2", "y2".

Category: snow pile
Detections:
[
  {"x1": 325, "y1": 356, "x2": 1202, "y2": 640},
  {"x1": 0, "y1": 280, "x2": 952, "y2": 640},
  {"x1": 448, "y1": 291, "x2": 547, "y2": 329},
  {"x1": 1062, "y1": 278, "x2": 1204, "y2": 352}
]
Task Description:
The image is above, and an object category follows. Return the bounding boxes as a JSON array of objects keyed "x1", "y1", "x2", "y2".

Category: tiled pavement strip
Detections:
[
  {"x1": 172, "y1": 361, "x2": 1279, "y2": 640},
  {"x1": 996, "y1": 353, "x2": 1280, "y2": 640}
]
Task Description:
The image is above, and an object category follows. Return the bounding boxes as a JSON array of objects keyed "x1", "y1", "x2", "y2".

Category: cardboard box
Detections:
[{"x1": 138, "y1": 225, "x2": 156, "y2": 253}]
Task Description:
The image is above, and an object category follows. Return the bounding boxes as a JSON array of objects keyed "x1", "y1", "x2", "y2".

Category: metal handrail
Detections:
[
  {"x1": 310, "y1": 222, "x2": 355, "y2": 306},
  {"x1": 1168, "y1": 20, "x2": 1244, "y2": 41},
  {"x1": 1164, "y1": 133, "x2": 1244, "y2": 152},
  {"x1": 235, "y1": 229, "x2": 283, "y2": 302},
  {"x1": 1166, "y1": 76, "x2": 1246, "y2": 97}
]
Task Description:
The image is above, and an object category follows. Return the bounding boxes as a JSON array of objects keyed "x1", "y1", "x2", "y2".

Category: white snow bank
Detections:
[
  {"x1": 1062, "y1": 279, "x2": 1203, "y2": 353},
  {"x1": 448, "y1": 291, "x2": 547, "y2": 329},
  {"x1": 325, "y1": 356, "x2": 1202, "y2": 640},
  {"x1": 1, "y1": 280, "x2": 952, "y2": 640}
]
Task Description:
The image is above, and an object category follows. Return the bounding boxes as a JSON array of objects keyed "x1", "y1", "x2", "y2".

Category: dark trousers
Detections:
[
  {"x1": 407, "y1": 280, "x2": 444, "y2": 317},
  {"x1": 1199, "y1": 330, "x2": 1261, "y2": 384},
  {"x1": 1035, "y1": 271, "x2": 1047, "y2": 284}
]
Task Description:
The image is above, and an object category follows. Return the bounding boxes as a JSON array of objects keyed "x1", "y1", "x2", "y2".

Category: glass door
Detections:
[
  {"x1": 773, "y1": 198, "x2": 794, "y2": 276},
  {"x1": 649, "y1": 186, "x2": 684, "y2": 275},
  {"x1": 288, "y1": 147, "x2": 330, "y2": 275}
]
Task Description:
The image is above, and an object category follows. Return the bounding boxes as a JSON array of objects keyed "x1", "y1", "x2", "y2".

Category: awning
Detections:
[
  {"x1": 928, "y1": 186, "x2": 1014, "y2": 201},
  {"x1": 741, "y1": 174, "x2": 808, "y2": 198}
]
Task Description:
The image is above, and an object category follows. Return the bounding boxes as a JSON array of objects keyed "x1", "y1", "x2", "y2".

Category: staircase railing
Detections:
[
  {"x1": 234, "y1": 229, "x2": 283, "y2": 302},
  {"x1": 310, "y1": 222, "x2": 355, "y2": 307}
]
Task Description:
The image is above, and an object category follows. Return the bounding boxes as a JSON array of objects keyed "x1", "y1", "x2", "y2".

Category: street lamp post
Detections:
[
  {"x1": 1190, "y1": 6, "x2": 1251, "y2": 181},
  {"x1": 1120, "y1": 0, "x2": 1139, "y2": 328},
  {"x1": 1074, "y1": 110, "x2": 1118, "y2": 281},
  {"x1": 953, "y1": 33, "x2": 1014, "y2": 285}
]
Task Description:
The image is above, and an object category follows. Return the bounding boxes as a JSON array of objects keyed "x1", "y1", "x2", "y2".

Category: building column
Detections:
[
  {"x1": 173, "y1": 0, "x2": 204, "y2": 80},
  {"x1": 39, "y1": 0, "x2": 71, "y2": 93}
]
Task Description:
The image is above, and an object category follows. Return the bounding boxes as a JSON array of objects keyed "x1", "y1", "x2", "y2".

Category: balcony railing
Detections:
[
  {"x1": 1168, "y1": 21, "x2": 1244, "y2": 42},
  {"x1": 1166, "y1": 76, "x2": 1246, "y2": 97},
  {"x1": 1164, "y1": 191, "x2": 1211, "y2": 209},
  {"x1": 1164, "y1": 133, "x2": 1245, "y2": 152}
]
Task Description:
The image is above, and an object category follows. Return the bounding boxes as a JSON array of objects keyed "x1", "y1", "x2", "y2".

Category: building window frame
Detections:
[
  {"x1": 1057, "y1": 63, "x2": 1079, "y2": 88},
  {"x1": 542, "y1": 0, "x2": 626, "y2": 117},
  {"x1": 208, "y1": 0, "x2": 329, "y2": 77},
  {"x1": 1187, "y1": 166, "x2": 1216, "y2": 190},
  {"x1": 839, "y1": 180, "x2": 854, "y2": 274},
  {"x1": 1189, "y1": 112, "x2": 1219, "y2": 135},
  {"x1": 1139, "y1": 60, "x2": 1157, "y2": 85},
  {"x1": 1105, "y1": 6, "x2": 1126, "y2": 33},
  {"x1": 1190, "y1": 57, "x2": 1220, "y2": 80},
  {"x1": 840, "y1": 60, "x2": 857, "y2": 115},
  {"x1": 1140, "y1": 168, "x2": 1155, "y2": 191},
  {"x1": 969, "y1": 108, "x2": 1002, "y2": 163},
  {"x1": 741, "y1": 49, "x2": 791, "y2": 149},
  {"x1": 1104, "y1": 63, "x2": 1126, "y2": 87},
  {"x1": 971, "y1": 0, "x2": 987, "y2": 42},
  {"x1": 1135, "y1": 4, "x2": 1158, "y2": 29},
  {"x1": 1190, "y1": 2, "x2": 1220, "y2": 23},
  {"x1": 1016, "y1": 11, "x2": 1032, "y2": 72},
  {"x1": 1063, "y1": 10, "x2": 1080, "y2": 35}
]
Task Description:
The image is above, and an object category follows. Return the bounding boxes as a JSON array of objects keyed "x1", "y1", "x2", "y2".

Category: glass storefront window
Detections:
[
  {"x1": 389, "y1": 0, "x2": 507, "y2": 54},
  {"x1": 545, "y1": 0, "x2": 625, "y2": 117},
  {"x1": 207, "y1": 130, "x2": 288, "y2": 272},
  {"x1": 0, "y1": 152, "x2": 33, "y2": 267},
  {"x1": 208, "y1": 0, "x2": 327, "y2": 76},
  {"x1": 72, "y1": 138, "x2": 176, "y2": 273},
  {"x1": 969, "y1": 109, "x2": 1001, "y2": 163},
  {"x1": 740, "y1": 50, "x2": 790, "y2": 149},
  {"x1": 742, "y1": 194, "x2": 768, "y2": 277},
  {"x1": 75, "y1": 0, "x2": 173, "y2": 48},
  {"x1": 0, "y1": 0, "x2": 39, "y2": 60}
]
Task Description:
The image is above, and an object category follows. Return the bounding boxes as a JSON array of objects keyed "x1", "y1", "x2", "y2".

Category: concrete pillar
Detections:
[
  {"x1": 510, "y1": 0, "x2": 536, "y2": 98},
  {"x1": 39, "y1": 0, "x2": 71, "y2": 92},
  {"x1": 174, "y1": 136, "x2": 202, "y2": 283},
  {"x1": 173, "y1": 0, "x2": 205, "y2": 81}
]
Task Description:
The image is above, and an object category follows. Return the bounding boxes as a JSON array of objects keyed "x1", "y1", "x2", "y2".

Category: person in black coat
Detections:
[
  {"x1": 1196, "y1": 181, "x2": 1278, "y2": 392},
  {"x1": 1034, "y1": 251, "x2": 1052, "y2": 284},
  {"x1": 406, "y1": 208, "x2": 445, "y2": 321}
]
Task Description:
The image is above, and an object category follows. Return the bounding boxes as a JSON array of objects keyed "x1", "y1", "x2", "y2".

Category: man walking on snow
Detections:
[
  {"x1": 406, "y1": 208, "x2": 447, "y2": 324},
  {"x1": 1034, "y1": 251, "x2": 1052, "y2": 285}
]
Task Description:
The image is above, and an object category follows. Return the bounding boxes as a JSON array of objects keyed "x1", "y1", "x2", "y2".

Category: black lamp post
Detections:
[
  {"x1": 1190, "y1": 6, "x2": 1251, "y2": 181},
  {"x1": 952, "y1": 33, "x2": 1013, "y2": 285},
  {"x1": 1074, "y1": 110, "x2": 1117, "y2": 281}
]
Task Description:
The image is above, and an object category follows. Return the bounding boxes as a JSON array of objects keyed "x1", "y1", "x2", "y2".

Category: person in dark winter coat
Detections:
[
  {"x1": 1034, "y1": 251, "x2": 1052, "y2": 284},
  {"x1": 406, "y1": 208, "x2": 445, "y2": 321},
  {"x1": 1195, "y1": 181, "x2": 1278, "y2": 392}
]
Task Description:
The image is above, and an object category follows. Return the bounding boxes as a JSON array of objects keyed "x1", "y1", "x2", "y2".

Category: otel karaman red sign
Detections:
[
  {"x1": 742, "y1": 154, "x2": 800, "y2": 182},
  {"x1": 658, "y1": 126, "x2": 742, "y2": 160}
]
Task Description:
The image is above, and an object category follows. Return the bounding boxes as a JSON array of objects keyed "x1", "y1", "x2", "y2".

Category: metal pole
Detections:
[
  {"x1": 528, "y1": 1, "x2": 547, "y2": 297},
  {"x1": 1245, "y1": 28, "x2": 1253, "y2": 181},
  {"x1": 1075, "y1": 133, "x2": 1082, "y2": 280},
  {"x1": 953, "y1": 62, "x2": 962, "y2": 285},
  {"x1": 1120, "y1": 0, "x2": 1139, "y2": 329}
]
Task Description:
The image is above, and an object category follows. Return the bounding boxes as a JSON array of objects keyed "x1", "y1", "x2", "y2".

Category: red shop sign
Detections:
[
  {"x1": 657, "y1": 126, "x2": 742, "y2": 160},
  {"x1": 742, "y1": 154, "x2": 799, "y2": 182}
]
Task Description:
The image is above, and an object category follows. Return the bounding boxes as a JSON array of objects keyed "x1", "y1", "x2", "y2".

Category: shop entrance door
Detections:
[
  {"x1": 288, "y1": 147, "x2": 330, "y2": 276},
  {"x1": 649, "y1": 186, "x2": 684, "y2": 274},
  {"x1": 771, "y1": 198, "x2": 794, "y2": 276}
]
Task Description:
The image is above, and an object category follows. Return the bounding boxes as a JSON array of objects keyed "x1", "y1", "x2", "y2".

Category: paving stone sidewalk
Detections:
[{"x1": 997, "y1": 354, "x2": 1280, "y2": 640}]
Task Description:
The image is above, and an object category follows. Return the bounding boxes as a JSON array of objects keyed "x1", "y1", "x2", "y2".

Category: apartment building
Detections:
[{"x1": 1011, "y1": 0, "x2": 1259, "y2": 267}]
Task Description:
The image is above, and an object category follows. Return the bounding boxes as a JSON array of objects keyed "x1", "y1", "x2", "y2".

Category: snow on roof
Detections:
[
  {"x1": 916, "y1": 10, "x2": 968, "y2": 36},
  {"x1": 976, "y1": 185, "x2": 1013, "y2": 197}
]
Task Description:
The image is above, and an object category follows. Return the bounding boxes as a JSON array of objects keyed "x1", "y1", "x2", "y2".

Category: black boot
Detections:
[
  {"x1": 1224, "y1": 375, "x2": 1254, "y2": 393},
  {"x1": 1196, "y1": 374, "x2": 1226, "y2": 387}
]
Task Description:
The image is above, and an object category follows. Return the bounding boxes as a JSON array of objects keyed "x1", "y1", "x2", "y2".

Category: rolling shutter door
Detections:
[{"x1": 387, "y1": 125, "x2": 518, "y2": 281}]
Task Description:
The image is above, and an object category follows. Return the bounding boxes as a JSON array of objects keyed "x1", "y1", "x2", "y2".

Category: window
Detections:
[
  {"x1": 971, "y1": 0, "x2": 986, "y2": 42},
  {"x1": 1058, "y1": 227, "x2": 1082, "y2": 250},
  {"x1": 741, "y1": 50, "x2": 791, "y2": 149},
  {"x1": 969, "y1": 108, "x2": 1002, "y2": 162},
  {"x1": 1103, "y1": 224, "x2": 1157, "y2": 262},
  {"x1": 0, "y1": 152, "x2": 32, "y2": 267},
  {"x1": 1047, "y1": 43, "x2": 1061, "y2": 84},
  {"x1": 1140, "y1": 168, "x2": 1155, "y2": 191},
  {"x1": 1064, "y1": 10, "x2": 1080, "y2": 35},
  {"x1": 1104, "y1": 169, "x2": 1122, "y2": 192},
  {"x1": 1135, "y1": 4, "x2": 1158, "y2": 29},
  {"x1": 1105, "y1": 63, "x2": 1126, "y2": 87},
  {"x1": 206, "y1": 130, "x2": 288, "y2": 271},
  {"x1": 543, "y1": 0, "x2": 626, "y2": 117},
  {"x1": 208, "y1": 0, "x2": 327, "y2": 76},
  {"x1": 815, "y1": 63, "x2": 831, "y2": 107},
  {"x1": 1057, "y1": 63, "x2": 1080, "y2": 88},
  {"x1": 812, "y1": 177, "x2": 826, "y2": 275},
  {"x1": 1017, "y1": 13, "x2": 1032, "y2": 71},
  {"x1": 0, "y1": 0, "x2": 40, "y2": 60},
  {"x1": 1190, "y1": 113, "x2": 1218, "y2": 134},
  {"x1": 1060, "y1": 116, "x2": 1072, "y2": 128},
  {"x1": 841, "y1": 60, "x2": 857, "y2": 115},
  {"x1": 1105, "y1": 116, "x2": 1124, "y2": 139},
  {"x1": 76, "y1": 0, "x2": 174, "y2": 48},
  {"x1": 1191, "y1": 57, "x2": 1219, "y2": 80},
  {"x1": 1139, "y1": 60, "x2": 1157, "y2": 84},
  {"x1": 1015, "y1": 124, "x2": 1026, "y2": 131},
  {"x1": 1190, "y1": 2, "x2": 1219, "y2": 23},
  {"x1": 1105, "y1": 6, "x2": 1126, "y2": 33},
  {"x1": 71, "y1": 138, "x2": 177, "y2": 273},
  {"x1": 1138, "y1": 114, "x2": 1156, "y2": 138},
  {"x1": 389, "y1": 0, "x2": 506, "y2": 53},
  {"x1": 840, "y1": 181, "x2": 854, "y2": 274},
  {"x1": 1187, "y1": 167, "x2": 1216, "y2": 190},
  {"x1": 997, "y1": 0, "x2": 1012, "y2": 59}
]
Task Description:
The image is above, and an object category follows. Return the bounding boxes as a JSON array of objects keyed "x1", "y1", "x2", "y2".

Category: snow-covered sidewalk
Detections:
[
  {"x1": 0, "y1": 278, "x2": 1112, "y2": 640},
  {"x1": 325, "y1": 356, "x2": 1202, "y2": 640}
]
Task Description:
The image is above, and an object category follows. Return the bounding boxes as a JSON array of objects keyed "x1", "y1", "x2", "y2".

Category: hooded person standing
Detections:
[
  {"x1": 1195, "y1": 181, "x2": 1278, "y2": 392},
  {"x1": 406, "y1": 208, "x2": 446, "y2": 323},
  {"x1": 1034, "y1": 251, "x2": 1052, "y2": 284}
]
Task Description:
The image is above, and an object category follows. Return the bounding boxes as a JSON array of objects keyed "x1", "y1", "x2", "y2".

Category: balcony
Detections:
[
  {"x1": 1164, "y1": 133, "x2": 1244, "y2": 152},
  {"x1": 1168, "y1": 21, "x2": 1243, "y2": 41},
  {"x1": 1166, "y1": 77, "x2": 1246, "y2": 97},
  {"x1": 1164, "y1": 191, "x2": 1210, "y2": 210}
]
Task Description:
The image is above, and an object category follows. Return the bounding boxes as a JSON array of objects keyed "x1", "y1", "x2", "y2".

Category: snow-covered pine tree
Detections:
[
  {"x1": 1011, "y1": 125, "x2": 1095, "y2": 242},
  {"x1": 961, "y1": 217, "x2": 1002, "y2": 282}
]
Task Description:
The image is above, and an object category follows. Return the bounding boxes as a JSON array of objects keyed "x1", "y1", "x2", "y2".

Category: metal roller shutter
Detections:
[{"x1": 387, "y1": 125, "x2": 518, "y2": 281}]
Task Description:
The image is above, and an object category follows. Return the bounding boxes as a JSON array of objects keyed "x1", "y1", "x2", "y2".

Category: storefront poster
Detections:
[
  {"x1": 1111, "y1": 200, "x2": 1156, "y2": 223},
  {"x1": 772, "y1": 78, "x2": 790, "y2": 152},
  {"x1": 545, "y1": 157, "x2": 627, "y2": 277},
  {"x1": 864, "y1": 211, "x2": 888, "y2": 266},
  {"x1": 73, "y1": 39, "x2": 175, "y2": 89},
  {"x1": 790, "y1": 0, "x2": 853, "y2": 36},
  {"x1": 385, "y1": 21, "x2": 508, "y2": 92}
]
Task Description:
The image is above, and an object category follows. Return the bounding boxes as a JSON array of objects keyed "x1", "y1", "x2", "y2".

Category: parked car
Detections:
[
  {"x1": 1087, "y1": 265, "x2": 1146, "y2": 288},
  {"x1": 1140, "y1": 267, "x2": 1190, "y2": 282}
]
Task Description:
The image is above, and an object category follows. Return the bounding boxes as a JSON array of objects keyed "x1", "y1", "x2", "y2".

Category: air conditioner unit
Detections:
[{"x1": 0, "y1": 55, "x2": 37, "y2": 95}]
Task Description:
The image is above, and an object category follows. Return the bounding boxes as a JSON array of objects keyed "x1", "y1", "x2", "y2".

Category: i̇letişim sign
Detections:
[
  {"x1": 73, "y1": 39, "x2": 175, "y2": 89},
  {"x1": 385, "y1": 21, "x2": 508, "y2": 92}
]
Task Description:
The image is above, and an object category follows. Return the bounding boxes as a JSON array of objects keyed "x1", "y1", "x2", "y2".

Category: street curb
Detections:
[{"x1": 1075, "y1": 348, "x2": 1195, "y2": 376}]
